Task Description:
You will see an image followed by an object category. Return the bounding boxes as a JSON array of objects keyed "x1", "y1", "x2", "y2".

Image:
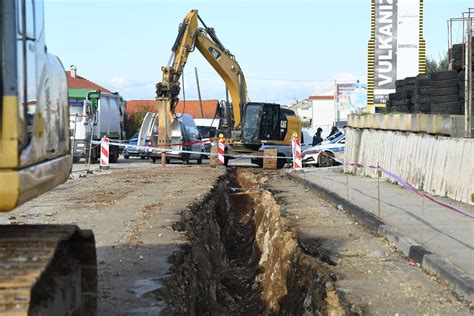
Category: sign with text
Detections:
[{"x1": 372, "y1": 0, "x2": 422, "y2": 106}]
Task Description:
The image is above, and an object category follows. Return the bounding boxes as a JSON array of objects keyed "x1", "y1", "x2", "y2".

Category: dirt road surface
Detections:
[
  {"x1": 1, "y1": 161, "x2": 224, "y2": 315},
  {"x1": 1, "y1": 162, "x2": 471, "y2": 315}
]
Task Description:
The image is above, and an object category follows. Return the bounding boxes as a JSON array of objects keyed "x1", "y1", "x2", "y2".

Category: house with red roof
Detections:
[
  {"x1": 67, "y1": 65, "x2": 112, "y2": 95},
  {"x1": 126, "y1": 99, "x2": 222, "y2": 120},
  {"x1": 66, "y1": 65, "x2": 118, "y2": 108}
]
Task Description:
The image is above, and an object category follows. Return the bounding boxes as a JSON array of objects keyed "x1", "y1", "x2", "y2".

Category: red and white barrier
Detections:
[
  {"x1": 100, "y1": 137, "x2": 109, "y2": 169},
  {"x1": 217, "y1": 134, "x2": 225, "y2": 166},
  {"x1": 292, "y1": 136, "x2": 302, "y2": 170}
]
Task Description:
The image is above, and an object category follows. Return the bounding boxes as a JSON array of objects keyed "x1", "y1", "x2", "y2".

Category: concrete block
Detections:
[
  {"x1": 347, "y1": 115, "x2": 355, "y2": 127},
  {"x1": 373, "y1": 114, "x2": 384, "y2": 129},
  {"x1": 427, "y1": 115, "x2": 442, "y2": 134},
  {"x1": 382, "y1": 115, "x2": 391, "y2": 130},
  {"x1": 411, "y1": 114, "x2": 429, "y2": 132},
  {"x1": 377, "y1": 225, "x2": 418, "y2": 257},
  {"x1": 400, "y1": 114, "x2": 412, "y2": 131},
  {"x1": 367, "y1": 115, "x2": 375, "y2": 128},
  {"x1": 359, "y1": 115, "x2": 368, "y2": 128},
  {"x1": 441, "y1": 115, "x2": 453, "y2": 135},
  {"x1": 449, "y1": 115, "x2": 465, "y2": 138},
  {"x1": 389, "y1": 114, "x2": 401, "y2": 131}
]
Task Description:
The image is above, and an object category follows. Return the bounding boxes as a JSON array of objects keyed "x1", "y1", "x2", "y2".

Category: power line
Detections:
[{"x1": 198, "y1": 71, "x2": 335, "y2": 83}]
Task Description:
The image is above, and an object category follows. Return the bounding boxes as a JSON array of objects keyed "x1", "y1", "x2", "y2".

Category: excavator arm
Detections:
[{"x1": 155, "y1": 9, "x2": 247, "y2": 146}]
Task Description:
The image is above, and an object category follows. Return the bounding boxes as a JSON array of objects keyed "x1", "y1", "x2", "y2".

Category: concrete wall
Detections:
[{"x1": 345, "y1": 128, "x2": 474, "y2": 205}]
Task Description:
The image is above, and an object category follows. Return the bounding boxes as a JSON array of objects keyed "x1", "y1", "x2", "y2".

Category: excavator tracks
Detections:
[{"x1": 0, "y1": 225, "x2": 96, "y2": 316}]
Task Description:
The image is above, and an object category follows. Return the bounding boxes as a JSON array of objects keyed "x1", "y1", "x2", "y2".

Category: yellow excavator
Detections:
[
  {"x1": 155, "y1": 9, "x2": 301, "y2": 164},
  {"x1": 0, "y1": 0, "x2": 96, "y2": 314}
]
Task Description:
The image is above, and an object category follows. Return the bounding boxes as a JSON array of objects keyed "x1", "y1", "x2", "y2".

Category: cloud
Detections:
[{"x1": 109, "y1": 75, "x2": 129, "y2": 88}]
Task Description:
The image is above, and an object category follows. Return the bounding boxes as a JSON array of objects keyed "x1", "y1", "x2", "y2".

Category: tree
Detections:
[
  {"x1": 124, "y1": 111, "x2": 148, "y2": 138},
  {"x1": 426, "y1": 54, "x2": 449, "y2": 73}
]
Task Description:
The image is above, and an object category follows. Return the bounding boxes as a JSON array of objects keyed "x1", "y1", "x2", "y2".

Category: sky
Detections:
[{"x1": 43, "y1": 0, "x2": 473, "y2": 105}]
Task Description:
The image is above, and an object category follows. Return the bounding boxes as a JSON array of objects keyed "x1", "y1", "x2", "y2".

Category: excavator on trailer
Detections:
[
  {"x1": 0, "y1": 0, "x2": 96, "y2": 314},
  {"x1": 155, "y1": 9, "x2": 301, "y2": 166}
]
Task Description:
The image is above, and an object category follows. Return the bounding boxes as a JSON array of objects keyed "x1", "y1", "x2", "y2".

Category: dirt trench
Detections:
[{"x1": 158, "y1": 169, "x2": 347, "y2": 315}]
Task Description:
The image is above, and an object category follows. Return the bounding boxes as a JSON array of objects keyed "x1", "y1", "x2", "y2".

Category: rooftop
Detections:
[
  {"x1": 125, "y1": 99, "x2": 220, "y2": 119},
  {"x1": 66, "y1": 66, "x2": 112, "y2": 94}
]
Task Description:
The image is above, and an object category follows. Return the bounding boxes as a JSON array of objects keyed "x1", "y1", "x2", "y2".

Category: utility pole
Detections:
[
  {"x1": 464, "y1": 10, "x2": 473, "y2": 138},
  {"x1": 195, "y1": 67, "x2": 205, "y2": 118}
]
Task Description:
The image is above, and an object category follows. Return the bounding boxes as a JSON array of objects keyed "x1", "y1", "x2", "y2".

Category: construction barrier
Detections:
[
  {"x1": 291, "y1": 135, "x2": 302, "y2": 170},
  {"x1": 100, "y1": 137, "x2": 109, "y2": 169},
  {"x1": 92, "y1": 138, "x2": 471, "y2": 218},
  {"x1": 217, "y1": 134, "x2": 225, "y2": 165},
  {"x1": 347, "y1": 163, "x2": 473, "y2": 219}
]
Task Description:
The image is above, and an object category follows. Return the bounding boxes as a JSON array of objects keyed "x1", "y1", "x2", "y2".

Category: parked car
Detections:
[
  {"x1": 123, "y1": 132, "x2": 148, "y2": 159},
  {"x1": 197, "y1": 125, "x2": 217, "y2": 153},
  {"x1": 195, "y1": 118, "x2": 220, "y2": 153},
  {"x1": 139, "y1": 113, "x2": 204, "y2": 164},
  {"x1": 302, "y1": 133, "x2": 346, "y2": 167}
]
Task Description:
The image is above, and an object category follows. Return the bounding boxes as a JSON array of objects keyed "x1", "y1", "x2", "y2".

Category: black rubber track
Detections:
[
  {"x1": 404, "y1": 77, "x2": 416, "y2": 85},
  {"x1": 430, "y1": 71, "x2": 458, "y2": 81},
  {"x1": 430, "y1": 79, "x2": 458, "y2": 89},
  {"x1": 395, "y1": 79, "x2": 405, "y2": 87},
  {"x1": 431, "y1": 101, "x2": 462, "y2": 114},
  {"x1": 417, "y1": 87, "x2": 431, "y2": 95},
  {"x1": 431, "y1": 87, "x2": 458, "y2": 96},
  {"x1": 415, "y1": 95, "x2": 431, "y2": 104},
  {"x1": 431, "y1": 94, "x2": 459, "y2": 104},
  {"x1": 415, "y1": 79, "x2": 431, "y2": 88}
]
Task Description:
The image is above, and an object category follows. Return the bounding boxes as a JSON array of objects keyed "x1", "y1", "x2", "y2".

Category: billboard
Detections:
[
  {"x1": 336, "y1": 83, "x2": 368, "y2": 122},
  {"x1": 368, "y1": 0, "x2": 425, "y2": 109}
]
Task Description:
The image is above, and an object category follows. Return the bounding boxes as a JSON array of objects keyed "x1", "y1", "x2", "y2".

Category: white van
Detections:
[{"x1": 138, "y1": 112, "x2": 204, "y2": 164}]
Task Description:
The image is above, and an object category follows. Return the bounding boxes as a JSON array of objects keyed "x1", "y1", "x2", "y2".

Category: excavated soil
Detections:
[{"x1": 158, "y1": 169, "x2": 346, "y2": 315}]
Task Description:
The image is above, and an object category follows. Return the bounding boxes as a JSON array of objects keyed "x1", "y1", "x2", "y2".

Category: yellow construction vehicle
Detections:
[
  {"x1": 155, "y1": 9, "x2": 301, "y2": 163},
  {"x1": 0, "y1": 0, "x2": 96, "y2": 314}
]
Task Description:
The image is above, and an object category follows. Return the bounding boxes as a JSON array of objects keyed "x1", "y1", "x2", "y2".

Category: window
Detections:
[
  {"x1": 17, "y1": 0, "x2": 37, "y2": 147},
  {"x1": 35, "y1": 0, "x2": 44, "y2": 38},
  {"x1": 17, "y1": 0, "x2": 35, "y2": 39}
]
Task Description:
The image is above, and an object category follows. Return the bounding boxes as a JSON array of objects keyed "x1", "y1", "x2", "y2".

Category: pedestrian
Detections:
[
  {"x1": 312, "y1": 127, "x2": 323, "y2": 146},
  {"x1": 328, "y1": 125, "x2": 338, "y2": 137}
]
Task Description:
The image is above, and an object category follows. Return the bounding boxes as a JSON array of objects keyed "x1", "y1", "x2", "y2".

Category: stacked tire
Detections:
[
  {"x1": 430, "y1": 71, "x2": 462, "y2": 115},
  {"x1": 413, "y1": 74, "x2": 431, "y2": 113},
  {"x1": 389, "y1": 80, "x2": 408, "y2": 113},
  {"x1": 451, "y1": 41, "x2": 474, "y2": 72},
  {"x1": 402, "y1": 77, "x2": 416, "y2": 112},
  {"x1": 458, "y1": 71, "x2": 474, "y2": 114}
]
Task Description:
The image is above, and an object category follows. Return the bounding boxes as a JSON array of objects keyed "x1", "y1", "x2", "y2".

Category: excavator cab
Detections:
[
  {"x1": 241, "y1": 102, "x2": 295, "y2": 149},
  {"x1": 0, "y1": 0, "x2": 71, "y2": 211}
]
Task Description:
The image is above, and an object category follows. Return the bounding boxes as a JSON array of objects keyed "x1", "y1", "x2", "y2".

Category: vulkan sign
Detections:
[{"x1": 374, "y1": 0, "x2": 398, "y2": 105}]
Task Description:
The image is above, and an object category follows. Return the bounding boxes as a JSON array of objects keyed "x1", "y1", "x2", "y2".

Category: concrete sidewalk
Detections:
[{"x1": 289, "y1": 167, "x2": 474, "y2": 301}]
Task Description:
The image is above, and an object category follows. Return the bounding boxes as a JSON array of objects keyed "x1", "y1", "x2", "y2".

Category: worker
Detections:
[{"x1": 312, "y1": 127, "x2": 323, "y2": 146}]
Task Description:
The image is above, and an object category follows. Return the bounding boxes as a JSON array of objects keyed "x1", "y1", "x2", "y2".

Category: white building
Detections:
[{"x1": 289, "y1": 90, "x2": 336, "y2": 133}]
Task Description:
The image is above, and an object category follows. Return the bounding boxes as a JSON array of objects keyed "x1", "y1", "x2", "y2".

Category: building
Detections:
[
  {"x1": 288, "y1": 91, "x2": 336, "y2": 132},
  {"x1": 67, "y1": 65, "x2": 113, "y2": 103},
  {"x1": 66, "y1": 65, "x2": 125, "y2": 114},
  {"x1": 125, "y1": 99, "x2": 222, "y2": 120}
]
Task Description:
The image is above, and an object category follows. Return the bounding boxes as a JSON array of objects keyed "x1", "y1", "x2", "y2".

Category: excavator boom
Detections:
[{"x1": 155, "y1": 9, "x2": 247, "y2": 146}]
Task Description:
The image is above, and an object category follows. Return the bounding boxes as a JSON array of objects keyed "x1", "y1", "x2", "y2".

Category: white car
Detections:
[{"x1": 302, "y1": 133, "x2": 346, "y2": 167}]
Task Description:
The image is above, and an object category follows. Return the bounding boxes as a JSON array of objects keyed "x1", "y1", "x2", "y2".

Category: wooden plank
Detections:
[{"x1": 263, "y1": 148, "x2": 277, "y2": 170}]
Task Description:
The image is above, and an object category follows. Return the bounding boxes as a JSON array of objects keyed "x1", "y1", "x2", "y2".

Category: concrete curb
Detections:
[
  {"x1": 288, "y1": 172, "x2": 474, "y2": 302},
  {"x1": 422, "y1": 255, "x2": 474, "y2": 302}
]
